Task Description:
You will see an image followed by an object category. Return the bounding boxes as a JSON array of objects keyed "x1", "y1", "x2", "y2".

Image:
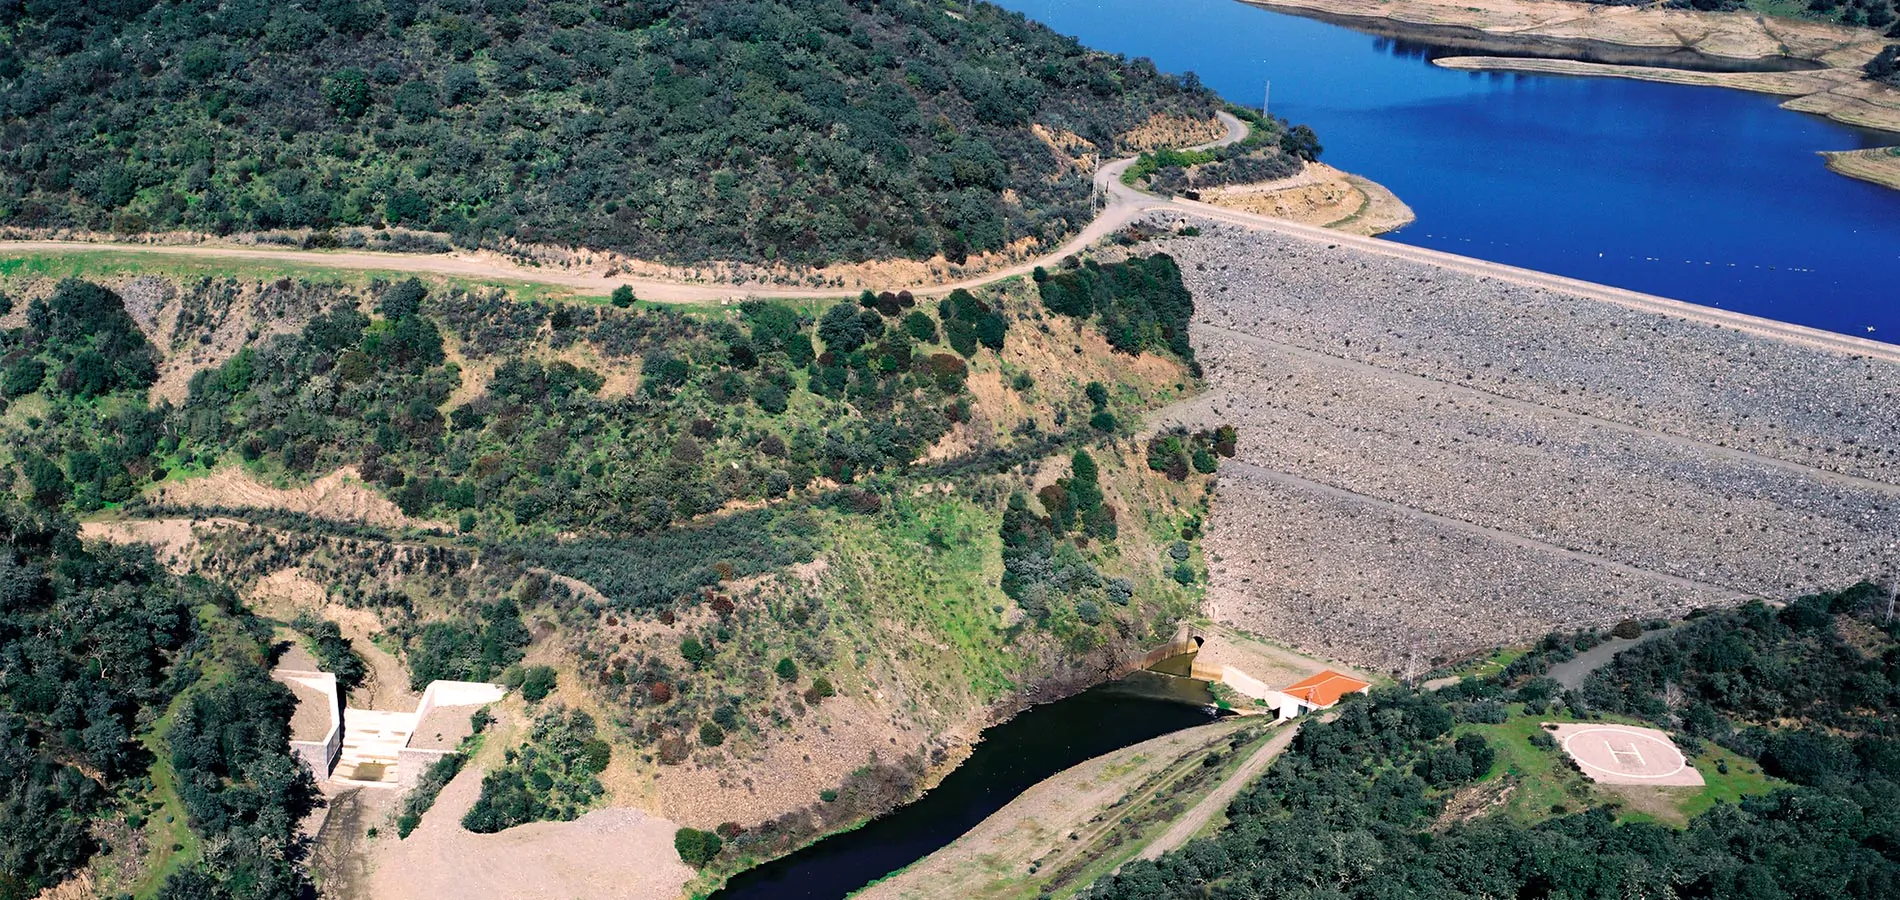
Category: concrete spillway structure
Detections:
[
  {"x1": 272, "y1": 660, "x2": 504, "y2": 789},
  {"x1": 332, "y1": 680, "x2": 507, "y2": 788}
]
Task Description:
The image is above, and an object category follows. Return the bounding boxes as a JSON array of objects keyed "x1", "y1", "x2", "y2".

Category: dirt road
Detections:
[
  {"x1": 0, "y1": 114, "x2": 1245, "y2": 305},
  {"x1": 6, "y1": 108, "x2": 1892, "y2": 368},
  {"x1": 1136, "y1": 722, "x2": 1297, "y2": 860}
]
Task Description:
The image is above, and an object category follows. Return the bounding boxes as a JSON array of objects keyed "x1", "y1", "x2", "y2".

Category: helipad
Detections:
[{"x1": 1546, "y1": 723, "x2": 1705, "y2": 787}]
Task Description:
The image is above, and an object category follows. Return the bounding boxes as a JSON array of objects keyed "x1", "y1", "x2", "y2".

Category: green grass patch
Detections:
[
  {"x1": 1454, "y1": 706, "x2": 1783, "y2": 828},
  {"x1": 825, "y1": 496, "x2": 1020, "y2": 702},
  {"x1": 0, "y1": 248, "x2": 586, "y2": 303},
  {"x1": 128, "y1": 603, "x2": 260, "y2": 899},
  {"x1": 1440, "y1": 646, "x2": 1530, "y2": 681}
]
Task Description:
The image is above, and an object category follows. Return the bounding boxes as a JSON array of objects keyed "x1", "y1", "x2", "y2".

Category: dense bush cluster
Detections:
[
  {"x1": 0, "y1": 0, "x2": 1220, "y2": 264},
  {"x1": 462, "y1": 707, "x2": 610, "y2": 833},
  {"x1": 1001, "y1": 451, "x2": 1126, "y2": 627},
  {"x1": 1869, "y1": 45, "x2": 1900, "y2": 86},
  {"x1": 0, "y1": 505, "x2": 309, "y2": 900},
  {"x1": 404, "y1": 598, "x2": 530, "y2": 689},
  {"x1": 164, "y1": 670, "x2": 318, "y2": 900},
  {"x1": 1085, "y1": 586, "x2": 1900, "y2": 900},
  {"x1": 1145, "y1": 425, "x2": 1234, "y2": 482},
  {"x1": 524, "y1": 507, "x2": 818, "y2": 610},
  {"x1": 291, "y1": 610, "x2": 368, "y2": 694},
  {"x1": 1, "y1": 279, "x2": 166, "y2": 510},
  {"x1": 1, "y1": 277, "x2": 994, "y2": 538},
  {"x1": 0, "y1": 506, "x2": 196, "y2": 897},
  {"x1": 1037, "y1": 254, "x2": 1198, "y2": 372}
]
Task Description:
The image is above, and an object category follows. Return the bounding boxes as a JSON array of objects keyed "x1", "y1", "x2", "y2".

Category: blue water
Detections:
[{"x1": 1002, "y1": 0, "x2": 1900, "y2": 343}]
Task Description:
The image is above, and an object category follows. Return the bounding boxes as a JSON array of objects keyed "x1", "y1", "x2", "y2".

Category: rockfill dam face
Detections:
[{"x1": 1146, "y1": 216, "x2": 1900, "y2": 672}]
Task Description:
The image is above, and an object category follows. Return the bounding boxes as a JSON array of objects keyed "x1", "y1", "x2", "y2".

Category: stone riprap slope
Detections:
[{"x1": 1152, "y1": 219, "x2": 1900, "y2": 672}]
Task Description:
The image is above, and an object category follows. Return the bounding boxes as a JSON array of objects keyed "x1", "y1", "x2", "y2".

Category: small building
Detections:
[{"x1": 1266, "y1": 669, "x2": 1371, "y2": 720}]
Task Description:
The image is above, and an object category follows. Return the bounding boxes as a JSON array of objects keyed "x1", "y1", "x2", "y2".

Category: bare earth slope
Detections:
[
  {"x1": 367, "y1": 760, "x2": 692, "y2": 900},
  {"x1": 1144, "y1": 214, "x2": 1900, "y2": 673}
]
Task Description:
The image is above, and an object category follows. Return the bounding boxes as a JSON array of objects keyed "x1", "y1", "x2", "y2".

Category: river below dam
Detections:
[
  {"x1": 1002, "y1": 0, "x2": 1900, "y2": 344},
  {"x1": 710, "y1": 671, "x2": 1218, "y2": 900}
]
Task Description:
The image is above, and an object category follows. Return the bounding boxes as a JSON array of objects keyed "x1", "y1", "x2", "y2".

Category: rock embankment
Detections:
[{"x1": 1152, "y1": 218, "x2": 1900, "y2": 672}]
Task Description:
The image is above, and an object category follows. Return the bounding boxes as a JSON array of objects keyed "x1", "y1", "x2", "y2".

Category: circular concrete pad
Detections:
[{"x1": 1547, "y1": 723, "x2": 1706, "y2": 786}]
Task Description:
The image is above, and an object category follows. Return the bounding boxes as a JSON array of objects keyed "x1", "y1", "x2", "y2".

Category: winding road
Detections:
[{"x1": 3, "y1": 107, "x2": 1895, "y2": 365}]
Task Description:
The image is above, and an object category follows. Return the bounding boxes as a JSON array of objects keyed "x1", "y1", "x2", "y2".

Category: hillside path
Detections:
[{"x1": 1137, "y1": 721, "x2": 1298, "y2": 860}]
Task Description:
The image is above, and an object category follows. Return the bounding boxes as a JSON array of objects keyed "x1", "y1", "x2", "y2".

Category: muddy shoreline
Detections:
[{"x1": 1240, "y1": 0, "x2": 1827, "y2": 72}]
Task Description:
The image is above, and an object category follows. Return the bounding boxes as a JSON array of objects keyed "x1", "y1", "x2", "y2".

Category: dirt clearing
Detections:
[{"x1": 366, "y1": 760, "x2": 692, "y2": 900}]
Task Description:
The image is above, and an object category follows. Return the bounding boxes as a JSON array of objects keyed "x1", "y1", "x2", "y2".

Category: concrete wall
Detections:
[
  {"x1": 274, "y1": 670, "x2": 342, "y2": 778},
  {"x1": 411, "y1": 680, "x2": 507, "y2": 728}
]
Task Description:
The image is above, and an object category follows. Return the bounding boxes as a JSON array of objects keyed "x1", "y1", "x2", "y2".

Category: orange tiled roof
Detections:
[{"x1": 1280, "y1": 669, "x2": 1371, "y2": 708}]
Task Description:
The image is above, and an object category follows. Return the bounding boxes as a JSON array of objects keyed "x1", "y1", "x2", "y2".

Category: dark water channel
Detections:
[
  {"x1": 711, "y1": 671, "x2": 1217, "y2": 900},
  {"x1": 1000, "y1": 0, "x2": 1900, "y2": 344}
]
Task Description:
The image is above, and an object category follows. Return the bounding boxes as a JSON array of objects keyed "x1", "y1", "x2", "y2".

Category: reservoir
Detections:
[
  {"x1": 1001, "y1": 0, "x2": 1900, "y2": 344},
  {"x1": 711, "y1": 671, "x2": 1217, "y2": 900}
]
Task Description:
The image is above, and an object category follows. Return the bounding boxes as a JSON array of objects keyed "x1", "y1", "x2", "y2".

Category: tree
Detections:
[
  {"x1": 381, "y1": 278, "x2": 427, "y2": 320},
  {"x1": 1868, "y1": 45, "x2": 1900, "y2": 85},
  {"x1": 611, "y1": 285, "x2": 636, "y2": 308},
  {"x1": 674, "y1": 827, "x2": 723, "y2": 867},
  {"x1": 324, "y1": 68, "x2": 372, "y2": 117},
  {"x1": 680, "y1": 636, "x2": 708, "y2": 667},
  {"x1": 818, "y1": 303, "x2": 868, "y2": 353},
  {"x1": 775, "y1": 657, "x2": 799, "y2": 682},
  {"x1": 1280, "y1": 123, "x2": 1322, "y2": 162},
  {"x1": 698, "y1": 721, "x2": 726, "y2": 746},
  {"x1": 901, "y1": 311, "x2": 938, "y2": 343}
]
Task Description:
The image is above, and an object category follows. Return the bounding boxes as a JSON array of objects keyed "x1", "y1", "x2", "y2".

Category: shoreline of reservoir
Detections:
[
  {"x1": 1237, "y1": 0, "x2": 1900, "y2": 152},
  {"x1": 1822, "y1": 146, "x2": 1900, "y2": 189}
]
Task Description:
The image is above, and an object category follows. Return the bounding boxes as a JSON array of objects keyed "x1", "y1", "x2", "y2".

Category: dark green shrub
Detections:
[{"x1": 674, "y1": 827, "x2": 723, "y2": 868}]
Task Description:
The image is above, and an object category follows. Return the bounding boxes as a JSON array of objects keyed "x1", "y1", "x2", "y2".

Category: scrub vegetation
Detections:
[
  {"x1": 0, "y1": 247, "x2": 1229, "y2": 874},
  {"x1": 0, "y1": 0, "x2": 1221, "y2": 264},
  {"x1": 1085, "y1": 583, "x2": 1900, "y2": 899},
  {"x1": 1121, "y1": 108, "x2": 1320, "y2": 199}
]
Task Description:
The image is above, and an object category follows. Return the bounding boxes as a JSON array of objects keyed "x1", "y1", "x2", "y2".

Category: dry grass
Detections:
[
  {"x1": 151, "y1": 466, "x2": 434, "y2": 529},
  {"x1": 1822, "y1": 146, "x2": 1900, "y2": 191},
  {"x1": 1201, "y1": 163, "x2": 1415, "y2": 236}
]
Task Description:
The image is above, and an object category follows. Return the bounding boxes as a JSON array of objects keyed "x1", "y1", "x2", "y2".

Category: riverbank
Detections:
[
  {"x1": 853, "y1": 717, "x2": 1283, "y2": 900},
  {"x1": 1432, "y1": 55, "x2": 1900, "y2": 134},
  {"x1": 1822, "y1": 145, "x2": 1900, "y2": 189},
  {"x1": 1239, "y1": 0, "x2": 1882, "y2": 65},
  {"x1": 1199, "y1": 162, "x2": 1416, "y2": 236}
]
